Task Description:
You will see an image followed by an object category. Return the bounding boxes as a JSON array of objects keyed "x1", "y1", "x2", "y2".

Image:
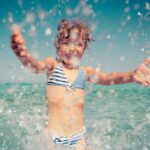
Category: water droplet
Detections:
[
  {"x1": 127, "y1": 15, "x2": 131, "y2": 21},
  {"x1": 120, "y1": 56, "x2": 125, "y2": 62},
  {"x1": 141, "y1": 48, "x2": 145, "y2": 52},
  {"x1": 106, "y1": 34, "x2": 111, "y2": 39},
  {"x1": 145, "y1": 2, "x2": 150, "y2": 10},
  {"x1": 82, "y1": 5, "x2": 93, "y2": 16},
  {"x1": 133, "y1": 4, "x2": 140, "y2": 10},
  {"x1": 125, "y1": 0, "x2": 130, "y2": 4},
  {"x1": 105, "y1": 145, "x2": 110, "y2": 149},
  {"x1": 29, "y1": 25, "x2": 37, "y2": 36},
  {"x1": 145, "y1": 113, "x2": 150, "y2": 120},
  {"x1": 70, "y1": 31, "x2": 78, "y2": 40},
  {"x1": 5, "y1": 87, "x2": 18, "y2": 94},
  {"x1": 45, "y1": 28, "x2": 52, "y2": 36},
  {"x1": 124, "y1": 7, "x2": 130, "y2": 13},
  {"x1": 8, "y1": 12, "x2": 14, "y2": 23},
  {"x1": 25, "y1": 12, "x2": 35, "y2": 24},
  {"x1": 38, "y1": 9, "x2": 47, "y2": 20},
  {"x1": 2, "y1": 19, "x2": 6, "y2": 23},
  {"x1": 137, "y1": 12, "x2": 142, "y2": 16},
  {"x1": 0, "y1": 107, "x2": 3, "y2": 113},
  {"x1": 18, "y1": 0, "x2": 22, "y2": 7},
  {"x1": 97, "y1": 91, "x2": 103, "y2": 98},
  {"x1": 0, "y1": 132, "x2": 4, "y2": 136},
  {"x1": 66, "y1": 8, "x2": 72, "y2": 16}
]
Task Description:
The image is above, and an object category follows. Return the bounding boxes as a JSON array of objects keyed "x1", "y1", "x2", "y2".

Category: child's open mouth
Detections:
[
  {"x1": 65, "y1": 53, "x2": 77, "y2": 58},
  {"x1": 65, "y1": 54, "x2": 72, "y2": 57}
]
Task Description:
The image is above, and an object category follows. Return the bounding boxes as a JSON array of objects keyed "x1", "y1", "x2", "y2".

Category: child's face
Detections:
[{"x1": 58, "y1": 29, "x2": 85, "y2": 67}]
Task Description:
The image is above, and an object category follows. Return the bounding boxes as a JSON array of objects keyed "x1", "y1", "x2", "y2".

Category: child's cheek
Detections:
[{"x1": 78, "y1": 50, "x2": 84, "y2": 58}]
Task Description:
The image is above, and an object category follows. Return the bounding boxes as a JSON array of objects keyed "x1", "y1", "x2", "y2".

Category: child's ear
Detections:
[
  {"x1": 57, "y1": 50, "x2": 63, "y2": 56},
  {"x1": 56, "y1": 51, "x2": 63, "y2": 61}
]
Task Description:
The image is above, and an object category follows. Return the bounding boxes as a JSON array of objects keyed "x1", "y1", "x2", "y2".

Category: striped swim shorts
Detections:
[{"x1": 50, "y1": 127, "x2": 86, "y2": 146}]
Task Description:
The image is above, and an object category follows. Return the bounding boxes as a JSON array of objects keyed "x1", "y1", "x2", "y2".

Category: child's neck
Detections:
[{"x1": 60, "y1": 60, "x2": 79, "y2": 70}]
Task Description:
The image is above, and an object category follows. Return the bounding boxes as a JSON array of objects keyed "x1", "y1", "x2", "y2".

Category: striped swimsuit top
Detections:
[{"x1": 47, "y1": 63, "x2": 86, "y2": 90}]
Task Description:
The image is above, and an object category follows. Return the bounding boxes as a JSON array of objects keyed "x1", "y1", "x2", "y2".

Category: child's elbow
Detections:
[
  {"x1": 24, "y1": 63, "x2": 45, "y2": 74},
  {"x1": 98, "y1": 75, "x2": 111, "y2": 86},
  {"x1": 34, "y1": 68, "x2": 46, "y2": 74},
  {"x1": 34, "y1": 61, "x2": 47, "y2": 73}
]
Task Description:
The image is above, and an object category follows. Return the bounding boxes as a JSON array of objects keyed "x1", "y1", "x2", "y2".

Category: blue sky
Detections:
[{"x1": 0, "y1": 0, "x2": 150, "y2": 83}]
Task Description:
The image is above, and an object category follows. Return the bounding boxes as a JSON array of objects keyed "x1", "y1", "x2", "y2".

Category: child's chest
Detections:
[{"x1": 46, "y1": 85, "x2": 85, "y2": 107}]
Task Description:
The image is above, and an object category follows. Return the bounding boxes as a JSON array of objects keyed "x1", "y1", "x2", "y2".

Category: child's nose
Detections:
[
  {"x1": 69, "y1": 43, "x2": 75, "y2": 49},
  {"x1": 68, "y1": 44, "x2": 76, "y2": 52}
]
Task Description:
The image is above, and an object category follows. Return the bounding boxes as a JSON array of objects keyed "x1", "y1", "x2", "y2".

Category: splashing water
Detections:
[
  {"x1": 1, "y1": 0, "x2": 150, "y2": 149},
  {"x1": 0, "y1": 83, "x2": 150, "y2": 149}
]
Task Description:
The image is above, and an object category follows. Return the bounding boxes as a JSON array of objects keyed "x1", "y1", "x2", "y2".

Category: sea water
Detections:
[{"x1": 0, "y1": 83, "x2": 150, "y2": 150}]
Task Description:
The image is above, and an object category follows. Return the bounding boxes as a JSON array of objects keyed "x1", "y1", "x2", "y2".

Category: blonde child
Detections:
[{"x1": 11, "y1": 19, "x2": 150, "y2": 150}]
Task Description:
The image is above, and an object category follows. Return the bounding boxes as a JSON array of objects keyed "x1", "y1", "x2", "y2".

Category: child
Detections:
[{"x1": 11, "y1": 19, "x2": 150, "y2": 150}]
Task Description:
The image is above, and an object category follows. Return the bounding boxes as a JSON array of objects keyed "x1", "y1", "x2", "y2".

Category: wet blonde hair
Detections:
[{"x1": 55, "y1": 18, "x2": 93, "y2": 52}]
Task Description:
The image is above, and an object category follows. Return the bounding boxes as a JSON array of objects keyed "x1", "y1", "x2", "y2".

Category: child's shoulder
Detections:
[
  {"x1": 80, "y1": 66, "x2": 96, "y2": 82},
  {"x1": 80, "y1": 66, "x2": 93, "y2": 74},
  {"x1": 43, "y1": 57, "x2": 57, "y2": 70},
  {"x1": 44, "y1": 56, "x2": 56, "y2": 62}
]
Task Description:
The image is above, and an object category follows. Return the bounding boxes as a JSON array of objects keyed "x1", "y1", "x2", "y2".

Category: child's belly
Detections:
[{"x1": 45, "y1": 85, "x2": 85, "y2": 136}]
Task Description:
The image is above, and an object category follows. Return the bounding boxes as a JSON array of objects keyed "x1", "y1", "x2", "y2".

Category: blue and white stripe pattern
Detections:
[
  {"x1": 47, "y1": 64, "x2": 71, "y2": 88},
  {"x1": 52, "y1": 127, "x2": 86, "y2": 146},
  {"x1": 47, "y1": 63, "x2": 86, "y2": 90}
]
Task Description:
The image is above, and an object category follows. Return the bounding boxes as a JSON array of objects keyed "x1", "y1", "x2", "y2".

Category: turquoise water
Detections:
[{"x1": 0, "y1": 83, "x2": 150, "y2": 150}]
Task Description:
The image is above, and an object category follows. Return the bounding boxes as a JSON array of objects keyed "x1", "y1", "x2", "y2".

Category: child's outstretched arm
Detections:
[
  {"x1": 83, "y1": 66, "x2": 134, "y2": 85},
  {"x1": 10, "y1": 29, "x2": 55, "y2": 73},
  {"x1": 83, "y1": 58, "x2": 150, "y2": 86}
]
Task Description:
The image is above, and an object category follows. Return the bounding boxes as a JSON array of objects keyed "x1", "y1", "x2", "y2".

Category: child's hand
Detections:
[
  {"x1": 133, "y1": 57, "x2": 150, "y2": 86},
  {"x1": 11, "y1": 27, "x2": 27, "y2": 56}
]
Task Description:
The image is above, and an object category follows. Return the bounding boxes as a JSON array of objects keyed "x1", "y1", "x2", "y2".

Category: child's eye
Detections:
[
  {"x1": 76, "y1": 43, "x2": 82, "y2": 46},
  {"x1": 62, "y1": 42, "x2": 68, "y2": 46}
]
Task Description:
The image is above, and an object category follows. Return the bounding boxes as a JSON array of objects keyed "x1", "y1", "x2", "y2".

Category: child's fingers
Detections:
[
  {"x1": 143, "y1": 80, "x2": 150, "y2": 87},
  {"x1": 19, "y1": 50, "x2": 27, "y2": 57},
  {"x1": 11, "y1": 43, "x2": 19, "y2": 51},
  {"x1": 11, "y1": 44, "x2": 21, "y2": 54},
  {"x1": 141, "y1": 65, "x2": 150, "y2": 76},
  {"x1": 11, "y1": 42, "x2": 21, "y2": 51},
  {"x1": 11, "y1": 31, "x2": 22, "y2": 39},
  {"x1": 137, "y1": 63, "x2": 150, "y2": 76},
  {"x1": 12, "y1": 31, "x2": 20, "y2": 36},
  {"x1": 133, "y1": 75, "x2": 142, "y2": 84},
  {"x1": 11, "y1": 27, "x2": 21, "y2": 35},
  {"x1": 143, "y1": 57, "x2": 150, "y2": 66},
  {"x1": 11, "y1": 44, "x2": 26, "y2": 55},
  {"x1": 11, "y1": 35, "x2": 25, "y2": 45},
  {"x1": 146, "y1": 78, "x2": 150, "y2": 86},
  {"x1": 11, "y1": 41, "x2": 26, "y2": 51}
]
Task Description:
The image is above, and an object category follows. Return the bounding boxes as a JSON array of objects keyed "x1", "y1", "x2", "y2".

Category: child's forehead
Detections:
[
  {"x1": 69, "y1": 29, "x2": 79, "y2": 37},
  {"x1": 63, "y1": 37, "x2": 84, "y2": 44},
  {"x1": 60, "y1": 28, "x2": 85, "y2": 44},
  {"x1": 69, "y1": 28, "x2": 83, "y2": 41},
  {"x1": 70, "y1": 28, "x2": 79, "y2": 33}
]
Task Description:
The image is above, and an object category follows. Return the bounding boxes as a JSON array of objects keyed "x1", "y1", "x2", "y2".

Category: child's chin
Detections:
[
  {"x1": 65, "y1": 56, "x2": 80, "y2": 67},
  {"x1": 70, "y1": 57, "x2": 80, "y2": 67}
]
